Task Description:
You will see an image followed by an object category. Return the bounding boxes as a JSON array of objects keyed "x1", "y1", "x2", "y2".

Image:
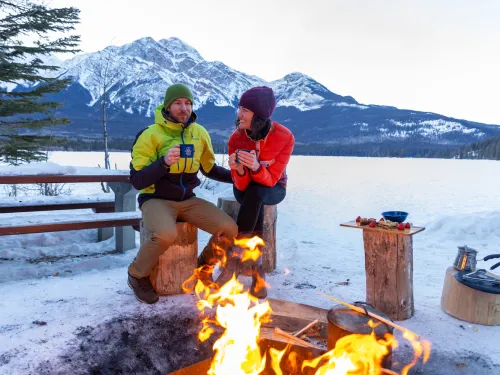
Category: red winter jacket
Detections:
[{"x1": 228, "y1": 122, "x2": 294, "y2": 191}]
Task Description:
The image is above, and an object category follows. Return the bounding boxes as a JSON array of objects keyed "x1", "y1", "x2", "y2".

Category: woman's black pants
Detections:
[{"x1": 233, "y1": 182, "x2": 286, "y2": 239}]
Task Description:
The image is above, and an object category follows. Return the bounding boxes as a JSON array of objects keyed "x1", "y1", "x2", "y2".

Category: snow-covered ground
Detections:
[{"x1": 1, "y1": 152, "x2": 500, "y2": 374}]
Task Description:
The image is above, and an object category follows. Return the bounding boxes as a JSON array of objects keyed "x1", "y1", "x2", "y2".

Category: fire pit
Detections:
[
  {"x1": 170, "y1": 338, "x2": 400, "y2": 375},
  {"x1": 173, "y1": 237, "x2": 430, "y2": 375},
  {"x1": 171, "y1": 338, "x2": 324, "y2": 375},
  {"x1": 175, "y1": 279, "x2": 428, "y2": 375},
  {"x1": 174, "y1": 236, "x2": 430, "y2": 375}
]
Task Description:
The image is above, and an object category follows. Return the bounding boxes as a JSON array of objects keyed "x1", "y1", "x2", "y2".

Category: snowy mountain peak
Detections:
[
  {"x1": 270, "y1": 72, "x2": 357, "y2": 110},
  {"x1": 129, "y1": 36, "x2": 155, "y2": 46},
  {"x1": 158, "y1": 37, "x2": 204, "y2": 62},
  {"x1": 280, "y1": 72, "x2": 314, "y2": 82}
]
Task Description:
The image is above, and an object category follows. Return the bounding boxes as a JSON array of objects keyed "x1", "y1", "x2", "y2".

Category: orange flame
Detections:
[
  {"x1": 182, "y1": 236, "x2": 267, "y2": 295},
  {"x1": 182, "y1": 265, "x2": 217, "y2": 294},
  {"x1": 213, "y1": 243, "x2": 228, "y2": 268},
  {"x1": 400, "y1": 330, "x2": 432, "y2": 375},
  {"x1": 266, "y1": 322, "x2": 430, "y2": 375},
  {"x1": 234, "y1": 236, "x2": 269, "y2": 294},
  {"x1": 235, "y1": 236, "x2": 265, "y2": 263},
  {"x1": 300, "y1": 326, "x2": 393, "y2": 375},
  {"x1": 266, "y1": 318, "x2": 431, "y2": 375},
  {"x1": 269, "y1": 344, "x2": 291, "y2": 375},
  {"x1": 193, "y1": 275, "x2": 271, "y2": 375}
]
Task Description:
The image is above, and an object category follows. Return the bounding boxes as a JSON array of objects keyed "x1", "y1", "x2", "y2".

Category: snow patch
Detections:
[
  {"x1": 332, "y1": 102, "x2": 369, "y2": 109},
  {"x1": 0, "y1": 162, "x2": 128, "y2": 176}
]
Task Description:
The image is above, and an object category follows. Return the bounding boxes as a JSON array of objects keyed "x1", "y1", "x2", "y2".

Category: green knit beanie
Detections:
[{"x1": 163, "y1": 83, "x2": 194, "y2": 109}]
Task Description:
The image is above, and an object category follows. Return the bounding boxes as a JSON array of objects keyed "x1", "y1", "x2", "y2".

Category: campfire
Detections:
[{"x1": 178, "y1": 237, "x2": 431, "y2": 375}]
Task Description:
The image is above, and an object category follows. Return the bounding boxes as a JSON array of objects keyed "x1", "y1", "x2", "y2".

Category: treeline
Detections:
[
  {"x1": 455, "y1": 136, "x2": 500, "y2": 160},
  {"x1": 46, "y1": 136, "x2": 500, "y2": 160},
  {"x1": 285, "y1": 143, "x2": 456, "y2": 158},
  {"x1": 50, "y1": 138, "x2": 137, "y2": 152}
]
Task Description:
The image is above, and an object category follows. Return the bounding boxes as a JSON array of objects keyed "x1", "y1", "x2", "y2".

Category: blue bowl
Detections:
[{"x1": 381, "y1": 211, "x2": 408, "y2": 223}]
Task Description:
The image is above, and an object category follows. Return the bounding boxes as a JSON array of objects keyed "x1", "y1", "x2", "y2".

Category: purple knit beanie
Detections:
[{"x1": 238, "y1": 86, "x2": 276, "y2": 120}]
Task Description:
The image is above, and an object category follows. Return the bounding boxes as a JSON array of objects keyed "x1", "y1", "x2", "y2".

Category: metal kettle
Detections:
[
  {"x1": 453, "y1": 245, "x2": 500, "y2": 272},
  {"x1": 453, "y1": 246, "x2": 478, "y2": 272}
]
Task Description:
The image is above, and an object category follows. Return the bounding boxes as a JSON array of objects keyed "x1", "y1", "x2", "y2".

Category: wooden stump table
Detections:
[
  {"x1": 140, "y1": 221, "x2": 198, "y2": 295},
  {"x1": 340, "y1": 220, "x2": 425, "y2": 321},
  {"x1": 441, "y1": 266, "x2": 500, "y2": 325},
  {"x1": 217, "y1": 196, "x2": 278, "y2": 273}
]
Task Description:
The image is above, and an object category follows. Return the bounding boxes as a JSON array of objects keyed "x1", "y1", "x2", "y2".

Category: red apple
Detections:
[
  {"x1": 379, "y1": 217, "x2": 385, "y2": 222},
  {"x1": 405, "y1": 222, "x2": 411, "y2": 229},
  {"x1": 369, "y1": 221, "x2": 376, "y2": 228},
  {"x1": 356, "y1": 216, "x2": 361, "y2": 223},
  {"x1": 397, "y1": 223, "x2": 405, "y2": 231}
]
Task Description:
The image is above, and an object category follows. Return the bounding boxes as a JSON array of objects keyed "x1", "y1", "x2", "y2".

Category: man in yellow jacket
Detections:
[{"x1": 128, "y1": 83, "x2": 237, "y2": 304}]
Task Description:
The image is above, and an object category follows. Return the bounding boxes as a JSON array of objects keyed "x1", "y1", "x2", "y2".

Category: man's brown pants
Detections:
[{"x1": 128, "y1": 197, "x2": 238, "y2": 278}]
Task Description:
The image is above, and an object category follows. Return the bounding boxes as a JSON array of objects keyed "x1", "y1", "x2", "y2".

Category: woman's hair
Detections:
[{"x1": 235, "y1": 116, "x2": 272, "y2": 141}]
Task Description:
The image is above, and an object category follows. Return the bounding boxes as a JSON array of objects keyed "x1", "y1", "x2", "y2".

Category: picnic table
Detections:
[{"x1": 0, "y1": 167, "x2": 140, "y2": 252}]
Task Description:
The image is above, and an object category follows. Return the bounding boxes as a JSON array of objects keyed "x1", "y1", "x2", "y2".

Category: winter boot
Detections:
[
  {"x1": 215, "y1": 253, "x2": 240, "y2": 287},
  {"x1": 128, "y1": 273, "x2": 159, "y2": 304},
  {"x1": 197, "y1": 264, "x2": 215, "y2": 285},
  {"x1": 250, "y1": 265, "x2": 267, "y2": 299},
  {"x1": 197, "y1": 245, "x2": 213, "y2": 268}
]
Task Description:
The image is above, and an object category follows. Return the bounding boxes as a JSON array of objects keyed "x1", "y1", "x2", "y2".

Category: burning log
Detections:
[
  {"x1": 292, "y1": 319, "x2": 320, "y2": 337},
  {"x1": 217, "y1": 197, "x2": 277, "y2": 273},
  {"x1": 272, "y1": 327, "x2": 320, "y2": 349},
  {"x1": 262, "y1": 314, "x2": 328, "y2": 338},
  {"x1": 140, "y1": 221, "x2": 198, "y2": 295}
]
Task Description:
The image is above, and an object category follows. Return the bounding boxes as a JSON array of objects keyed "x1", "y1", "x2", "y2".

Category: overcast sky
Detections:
[{"x1": 49, "y1": 0, "x2": 500, "y2": 125}]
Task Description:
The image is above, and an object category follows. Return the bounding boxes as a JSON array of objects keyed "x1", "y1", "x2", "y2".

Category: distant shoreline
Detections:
[{"x1": 40, "y1": 136, "x2": 500, "y2": 160}]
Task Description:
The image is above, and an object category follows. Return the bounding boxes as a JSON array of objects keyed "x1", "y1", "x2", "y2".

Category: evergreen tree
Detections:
[{"x1": 0, "y1": 0, "x2": 80, "y2": 164}]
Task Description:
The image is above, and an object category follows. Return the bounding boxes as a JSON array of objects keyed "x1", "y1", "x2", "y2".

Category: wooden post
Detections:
[
  {"x1": 108, "y1": 182, "x2": 138, "y2": 252},
  {"x1": 217, "y1": 196, "x2": 278, "y2": 273},
  {"x1": 441, "y1": 266, "x2": 500, "y2": 326},
  {"x1": 340, "y1": 221, "x2": 425, "y2": 321},
  {"x1": 363, "y1": 230, "x2": 414, "y2": 321},
  {"x1": 140, "y1": 221, "x2": 198, "y2": 295},
  {"x1": 93, "y1": 206, "x2": 115, "y2": 241}
]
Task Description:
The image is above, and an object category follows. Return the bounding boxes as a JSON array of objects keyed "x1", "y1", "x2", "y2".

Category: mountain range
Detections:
[{"x1": 7, "y1": 37, "x2": 500, "y2": 153}]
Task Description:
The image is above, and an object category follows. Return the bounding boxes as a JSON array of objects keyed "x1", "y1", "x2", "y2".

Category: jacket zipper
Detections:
[{"x1": 179, "y1": 127, "x2": 187, "y2": 201}]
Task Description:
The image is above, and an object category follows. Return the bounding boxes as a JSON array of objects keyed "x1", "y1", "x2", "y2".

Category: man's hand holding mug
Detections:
[{"x1": 164, "y1": 145, "x2": 180, "y2": 166}]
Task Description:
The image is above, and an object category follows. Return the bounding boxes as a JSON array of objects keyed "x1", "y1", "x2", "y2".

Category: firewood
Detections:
[
  {"x1": 272, "y1": 327, "x2": 320, "y2": 349},
  {"x1": 292, "y1": 319, "x2": 319, "y2": 337}
]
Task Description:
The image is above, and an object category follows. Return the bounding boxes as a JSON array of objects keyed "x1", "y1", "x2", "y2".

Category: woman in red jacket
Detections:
[{"x1": 227, "y1": 86, "x2": 295, "y2": 298}]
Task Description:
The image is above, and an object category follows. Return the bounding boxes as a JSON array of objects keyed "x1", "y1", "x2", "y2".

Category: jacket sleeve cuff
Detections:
[
  {"x1": 161, "y1": 157, "x2": 171, "y2": 171},
  {"x1": 250, "y1": 165, "x2": 262, "y2": 174}
]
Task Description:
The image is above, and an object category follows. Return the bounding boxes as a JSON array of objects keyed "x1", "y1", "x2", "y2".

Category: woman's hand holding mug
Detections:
[
  {"x1": 236, "y1": 150, "x2": 260, "y2": 171},
  {"x1": 228, "y1": 153, "x2": 239, "y2": 170}
]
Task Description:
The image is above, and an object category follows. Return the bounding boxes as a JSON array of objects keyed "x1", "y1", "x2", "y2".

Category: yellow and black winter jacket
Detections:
[{"x1": 130, "y1": 104, "x2": 231, "y2": 207}]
